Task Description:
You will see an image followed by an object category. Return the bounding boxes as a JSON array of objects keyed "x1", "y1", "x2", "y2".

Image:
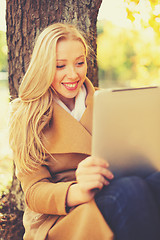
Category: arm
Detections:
[
  {"x1": 66, "y1": 156, "x2": 114, "y2": 207},
  {"x1": 17, "y1": 166, "x2": 75, "y2": 215},
  {"x1": 17, "y1": 156, "x2": 113, "y2": 214}
]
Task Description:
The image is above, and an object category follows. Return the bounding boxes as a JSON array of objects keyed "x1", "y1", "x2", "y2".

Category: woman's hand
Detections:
[{"x1": 66, "y1": 156, "x2": 114, "y2": 207}]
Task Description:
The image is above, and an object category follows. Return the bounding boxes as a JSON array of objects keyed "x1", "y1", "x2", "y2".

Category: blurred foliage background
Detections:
[
  {"x1": 0, "y1": 30, "x2": 12, "y2": 196},
  {"x1": 1, "y1": 0, "x2": 160, "y2": 196},
  {"x1": 0, "y1": 31, "x2": 7, "y2": 72},
  {"x1": 98, "y1": 0, "x2": 160, "y2": 88}
]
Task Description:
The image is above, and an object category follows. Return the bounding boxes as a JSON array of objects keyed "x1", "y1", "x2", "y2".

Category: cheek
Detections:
[
  {"x1": 52, "y1": 72, "x2": 62, "y2": 88},
  {"x1": 79, "y1": 65, "x2": 87, "y2": 77}
]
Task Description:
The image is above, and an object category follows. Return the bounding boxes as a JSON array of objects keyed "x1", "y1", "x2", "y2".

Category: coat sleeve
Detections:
[{"x1": 16, "y1": 165, "x2": 75, "y2": 215}]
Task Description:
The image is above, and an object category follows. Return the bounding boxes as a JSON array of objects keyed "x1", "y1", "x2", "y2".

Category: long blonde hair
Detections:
[{"x1": 9, "y1": 23, "x2": 88, "y2": 173}]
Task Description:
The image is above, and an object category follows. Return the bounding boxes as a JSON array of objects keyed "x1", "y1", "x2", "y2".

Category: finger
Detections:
[
  {"x1": 77, "y1": 173, "x2": 110, "y2": 187},
  {"x1": 79, "y1": 156, "x2": 109, "y2": 168},
  {"x1": 79, "y1": 180, "x2": 104, "y2": 192},
  {"x1": 77, "y1": 165, "x2": 114, "y2": 180},
  {"x1": 91, "y1": 156, "x2": 110, "y2": 167}
]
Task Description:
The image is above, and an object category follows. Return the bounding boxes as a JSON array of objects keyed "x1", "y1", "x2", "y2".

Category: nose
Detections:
[{"x1": 66, "y1": 65, "x2": 78, "y2": 80}]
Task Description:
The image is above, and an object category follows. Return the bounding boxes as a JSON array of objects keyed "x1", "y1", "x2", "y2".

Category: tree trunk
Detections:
[
  {"x1": 7, "y1": 0, "x2": 102, "y2": 99},
  {"x1": 0, "y1": 0, "x2": 102, "y2": 239}
]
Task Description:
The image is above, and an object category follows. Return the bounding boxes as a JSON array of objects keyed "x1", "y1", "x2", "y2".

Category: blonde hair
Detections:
[{"x1": 9, "y1": 23, "x2": 88, "y2": 173}]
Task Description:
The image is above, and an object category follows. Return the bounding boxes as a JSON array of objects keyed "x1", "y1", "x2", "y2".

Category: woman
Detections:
[{"x1": 9, "y1": 23, "x2": 160, "y2": 240}]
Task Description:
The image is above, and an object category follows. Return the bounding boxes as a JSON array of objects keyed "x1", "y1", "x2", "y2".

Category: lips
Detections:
[{"x1": 62, "y1": 81, "x2": 79, "y2": 90}]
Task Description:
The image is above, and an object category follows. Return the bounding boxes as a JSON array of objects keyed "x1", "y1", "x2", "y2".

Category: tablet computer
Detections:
[{"x1": 92, "y1": 86, "x2": 160, "y2": 178}]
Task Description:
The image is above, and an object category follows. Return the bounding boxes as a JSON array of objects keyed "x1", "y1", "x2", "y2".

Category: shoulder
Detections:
[{"x1": 94, "y1": 87, "x2": 100, "y2": 91}]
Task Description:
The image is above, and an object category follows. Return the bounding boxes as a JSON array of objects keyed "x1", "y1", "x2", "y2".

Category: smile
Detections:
[{"x1": 62, "y1": 81, "x2": 79, "y2": 90}]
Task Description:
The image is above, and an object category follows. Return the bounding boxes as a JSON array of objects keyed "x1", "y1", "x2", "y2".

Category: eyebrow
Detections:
[{"x1": 56, "y1": 55, "x2": 86, "y2": 61}]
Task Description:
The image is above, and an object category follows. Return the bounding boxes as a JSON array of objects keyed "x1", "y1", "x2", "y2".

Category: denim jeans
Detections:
[{"x1": 95, "y1": 172, "x2": 160, "y2": 240}]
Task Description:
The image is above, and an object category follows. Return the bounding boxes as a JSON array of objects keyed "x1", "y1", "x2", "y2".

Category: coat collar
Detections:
[{"x1": 43, "y1": 78, "x2": 95, "y2": 155}]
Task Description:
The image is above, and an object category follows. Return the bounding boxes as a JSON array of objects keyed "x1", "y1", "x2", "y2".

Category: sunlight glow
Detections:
[
  {"x1": 98, "y1": 0, "x2": 160, "y2": 31},
  {"x1": 98, "y1": 0, "x2": 132, "y2": 28},
  {"x1": 0, "y1": 0, "x2": 6, "y2": 32},
  {"x1": 153, "y1": 4, "x2": 160, "y2": 15}
]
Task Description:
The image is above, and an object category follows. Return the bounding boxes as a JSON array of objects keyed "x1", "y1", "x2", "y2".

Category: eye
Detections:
[
  {"x1": 77, "y1": 61, "x2": 85, "y2": 66},
  {"x1": 56, "y1": 65, "x2": 65, "y2": 69}
]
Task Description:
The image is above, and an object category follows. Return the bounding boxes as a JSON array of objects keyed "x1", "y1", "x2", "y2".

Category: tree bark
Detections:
[
  {"x1": 7, "y1": 0, "x2": 102, "y2": 99},
  {"x1": 1, "y1": 0, "x2": 102, "y2": 239}
]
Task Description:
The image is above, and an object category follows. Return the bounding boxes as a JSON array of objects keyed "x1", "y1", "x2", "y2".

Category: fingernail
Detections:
[
  {"x1": 105, "y1": 162, "x2": 109, "y2": 167},
  {"x1": 105, "y1": 181, "x2": 110, "y2": 185},
  {"x1": 109, "y1": 174, "x2": 114, "y2": 179}
]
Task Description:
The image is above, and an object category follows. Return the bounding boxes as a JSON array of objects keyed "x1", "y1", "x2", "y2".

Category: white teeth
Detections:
[{"x1": 63, "y1": 83, "x2": 77, "y2": 88}]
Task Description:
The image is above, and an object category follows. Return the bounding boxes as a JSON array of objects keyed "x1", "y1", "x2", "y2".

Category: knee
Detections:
[
  {"x1": 96, "y1": 176, "x2": 150, "y2": 209},
  {"x1": 116, "y1": 176, "x2": 147, "y2": 192},
  {"x1": 146, "y1": 171, "x2": 160, "y2": 183},
  {"x1": 113, "y1": 176, "x2": 150, "y2": 202},
  {"x1": 95, "y1": 176, "x2": 155, "y2": 223}
]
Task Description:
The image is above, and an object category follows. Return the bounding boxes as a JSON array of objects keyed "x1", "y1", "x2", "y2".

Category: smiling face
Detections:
[{"x1": 52, "y1": 39, "x2": 87, "y2": 110}]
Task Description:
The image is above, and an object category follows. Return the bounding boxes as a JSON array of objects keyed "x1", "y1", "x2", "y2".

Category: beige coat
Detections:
[{"x1": 17, "y1": 78, "x2": 114, "y2": 240}]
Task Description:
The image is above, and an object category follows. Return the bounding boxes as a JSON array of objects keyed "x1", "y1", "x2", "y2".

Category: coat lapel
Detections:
[
  {"x1": 80, "y1": 78, "x2": 95, "y2": 134},
  {"x1": 44, "y1": 78, "x2": 95, "y2": 156}
]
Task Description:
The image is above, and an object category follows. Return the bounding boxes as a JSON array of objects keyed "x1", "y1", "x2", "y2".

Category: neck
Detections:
[
  {"x1": 64, "y1": 98, "x2": 75, "y2": 111},
  {"x1": 57, "y1": 93, "x2": 75, "y2": 111}
]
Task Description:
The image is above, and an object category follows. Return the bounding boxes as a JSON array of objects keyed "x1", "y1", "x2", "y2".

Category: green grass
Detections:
[{"x1": 0, "y1": 80, "x2": 13, "y2": 196}]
